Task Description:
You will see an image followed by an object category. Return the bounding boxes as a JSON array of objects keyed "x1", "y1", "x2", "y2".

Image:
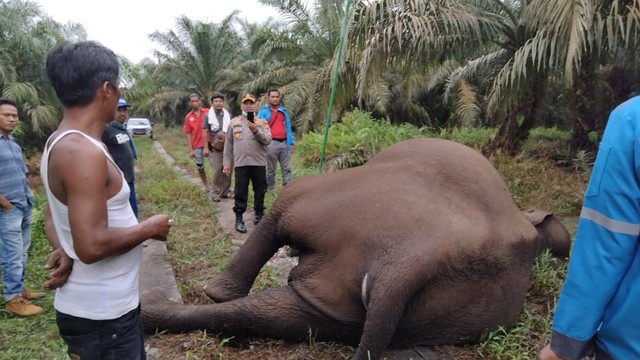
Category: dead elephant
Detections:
[{"x1": 142, "y1": 138, "x2": 571, "y2": 360}]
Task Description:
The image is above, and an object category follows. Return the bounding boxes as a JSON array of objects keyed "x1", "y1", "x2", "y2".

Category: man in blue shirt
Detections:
[
  {"x1": 540, "y1": 96, "x2": 640, "y2": 359},
  {"x1": 0, "y1": 97, "x2": 43, "y2": 317}
]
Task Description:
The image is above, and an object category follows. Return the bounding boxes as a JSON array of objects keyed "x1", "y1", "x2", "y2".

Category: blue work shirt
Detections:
[
  {"x1": 550, "y1": 96, "x2": 640, "y2": 359},
  {"x1": 0, "y1": 134, "x2": 33, "y2": 209}
]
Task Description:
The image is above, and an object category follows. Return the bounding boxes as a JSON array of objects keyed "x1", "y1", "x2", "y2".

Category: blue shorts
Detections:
[{"x1": 56, "y1": 306, "x2": 146, "y2": 360}]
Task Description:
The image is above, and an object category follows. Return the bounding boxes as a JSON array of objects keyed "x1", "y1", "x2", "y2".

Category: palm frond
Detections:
[
  {"x1": 525, "y1": 0, "x2": 595, "y2": 84},
  {"x1": 454, "y1": 80, "x2": 481, "y2": 127}
]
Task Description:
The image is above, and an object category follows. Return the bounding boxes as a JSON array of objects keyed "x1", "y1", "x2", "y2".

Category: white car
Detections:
[{"x1": 127, "y1": 118, "x2": 153, "y2": 139}]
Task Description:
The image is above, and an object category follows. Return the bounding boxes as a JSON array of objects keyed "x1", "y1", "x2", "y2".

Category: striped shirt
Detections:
[{"x1": 0, "y1": 134, "x2": 33, "y2": 209}]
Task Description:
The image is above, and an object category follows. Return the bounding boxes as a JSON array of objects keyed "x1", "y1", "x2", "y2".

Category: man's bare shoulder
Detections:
[{"x1": 48, "y1": 132, "x2": 105, "y2": 163}]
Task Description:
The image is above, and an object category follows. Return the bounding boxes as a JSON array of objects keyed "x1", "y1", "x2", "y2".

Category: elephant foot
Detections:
[{"x1": 203, "y1": 272, "x2": 250, "y2": 303}]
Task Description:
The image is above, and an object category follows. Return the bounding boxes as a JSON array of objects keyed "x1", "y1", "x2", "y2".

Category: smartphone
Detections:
[{"x1": 247, "y1": 112, "x2": 254, "y2": 122}]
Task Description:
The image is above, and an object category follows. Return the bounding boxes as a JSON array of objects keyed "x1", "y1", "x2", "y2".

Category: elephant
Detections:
[{"x1": 141, "y1": 138, "x2": 571, "y2": 360}]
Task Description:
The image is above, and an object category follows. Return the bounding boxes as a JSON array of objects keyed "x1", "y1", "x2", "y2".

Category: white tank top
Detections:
[{"x1": 41, "y1": 130, "x2": 141, "y2": 320}]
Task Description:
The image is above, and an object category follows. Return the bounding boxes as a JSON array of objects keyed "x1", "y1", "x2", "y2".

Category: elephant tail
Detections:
[{"x1": 523, "y1": 210, "x2": 571, "y2": 258}]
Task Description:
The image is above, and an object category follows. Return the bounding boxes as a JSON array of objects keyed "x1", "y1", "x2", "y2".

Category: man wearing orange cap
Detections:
[{"x1": 223, "y1": 93, "x2": 271, "y2": 233}]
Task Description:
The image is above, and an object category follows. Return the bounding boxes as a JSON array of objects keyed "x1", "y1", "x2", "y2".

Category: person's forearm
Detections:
[
  {"x1": 256, "y1": 127, "x2": 272, "y2": 144},
  {"x1": 74, "y1": 224, "x2": 151, "y2": 263},
  {"x1": 44, "y1": 204, "x2": 62, "y2": 250},
  {"x1": 43, "y1": 205, "x2": 73, "y2": 291},
  {"x1": 71, "y1": 214, "x2": 170, "y2": 264}
]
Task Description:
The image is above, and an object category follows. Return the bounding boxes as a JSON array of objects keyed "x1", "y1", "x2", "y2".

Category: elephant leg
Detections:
[
  {"x1": 352, "y1": 296, "x2": 407, "y2": 360},
  {"x1": 143, "y1": 286, "x2": 360, "y2": 344},
  {"x1": 204, "y1": 214, "x2": 282, "y2": 302},
  {"x1": 351, "y1": 268, "x2": 427, "y2": 360}
]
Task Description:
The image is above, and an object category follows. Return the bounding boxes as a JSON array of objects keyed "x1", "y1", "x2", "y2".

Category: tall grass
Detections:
[{"x1": 295, "y1": 109, "x2": 431, "y2": 171}]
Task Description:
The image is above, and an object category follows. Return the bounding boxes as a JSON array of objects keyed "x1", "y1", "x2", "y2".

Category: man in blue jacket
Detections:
[
  {"x1": 258, "y1": 88, "x2": 294, "y2": 191},
  {"x1": 540, "y1": 96, "x2": 640, "y2": 360}
]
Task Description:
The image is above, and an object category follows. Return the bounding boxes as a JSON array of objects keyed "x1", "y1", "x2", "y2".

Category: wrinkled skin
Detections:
[{"x1": 142, "y1": 138, "x2": 570, "y2": 360}]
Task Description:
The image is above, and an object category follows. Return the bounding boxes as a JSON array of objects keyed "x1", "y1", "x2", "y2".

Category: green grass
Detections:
[
  {"x1": 134, "y1": 136, "x2": 234, "y2": 298},
  {"x1": 475, "y1": 250, "x2": 569, "y2": 359}
]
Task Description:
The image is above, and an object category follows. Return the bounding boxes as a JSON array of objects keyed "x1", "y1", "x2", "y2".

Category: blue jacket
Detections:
[
  {"x1": 258, "y1": 104, "x2": 294, "y2": 150},
  {"x1": 550, "y1": 96, "x2": 640, "y2": 359}
]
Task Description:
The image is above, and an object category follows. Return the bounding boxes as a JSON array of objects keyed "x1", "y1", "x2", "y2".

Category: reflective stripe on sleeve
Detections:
[{"x1": 580, "y1": 207, "x2": 640, "y2": 235}]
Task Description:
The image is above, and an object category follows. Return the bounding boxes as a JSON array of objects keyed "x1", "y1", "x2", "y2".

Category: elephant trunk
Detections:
[
  {"x1": 142, "y1": 287, "x2": 344, "y2": 343},
  {"x1": 142, "y1": 300, "x2": 219, "y2": 334}
]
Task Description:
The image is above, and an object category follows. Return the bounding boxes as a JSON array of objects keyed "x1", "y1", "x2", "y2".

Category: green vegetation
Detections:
[
  {"x1": 295, "y1": 109, "x2": 431, "y2": 170},
  {"x1": 476, "y1": 250, "x2": 569, "y2": 359}
]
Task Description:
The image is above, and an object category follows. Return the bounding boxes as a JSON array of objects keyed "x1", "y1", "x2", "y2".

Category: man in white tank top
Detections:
[{"x1": 42, "y1": 41, "x2": 173, "y2": 360}]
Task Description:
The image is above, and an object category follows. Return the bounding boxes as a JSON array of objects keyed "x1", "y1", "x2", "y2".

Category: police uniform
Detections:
[{"x1": 223, "y1": 115, "x2": 272, "y2": 218}]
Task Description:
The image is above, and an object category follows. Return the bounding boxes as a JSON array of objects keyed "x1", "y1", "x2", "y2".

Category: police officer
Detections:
[{"x1": 223, "y1": 93, "x2": 272, "y2": 233}]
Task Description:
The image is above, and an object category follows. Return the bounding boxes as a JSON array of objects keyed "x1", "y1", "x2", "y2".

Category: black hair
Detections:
[
  {"x1": 210, "y1": 92, "x2": 224, "y2": 101},
  {"x1": 46, "y1": 41, "x2": 119, "y2": 108},
  {"x1": 0, "y1": 98, "x2": 18, "y2": 108},
  {"x1": 266, "y1": 88, "x2": 280, "y2": 97}
]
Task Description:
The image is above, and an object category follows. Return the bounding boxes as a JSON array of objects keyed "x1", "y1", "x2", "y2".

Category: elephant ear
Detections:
[
  {"x1": 523, "y1": 210, "x2": 551, "y2": 225},
  {"x1": 523, "y1": 210, "x2": 572, "y2": 258}
]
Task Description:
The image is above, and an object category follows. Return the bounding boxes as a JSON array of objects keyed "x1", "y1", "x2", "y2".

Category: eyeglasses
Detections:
[{"x1": 1, "y1": 113, "x2": 18, "y2": 119}]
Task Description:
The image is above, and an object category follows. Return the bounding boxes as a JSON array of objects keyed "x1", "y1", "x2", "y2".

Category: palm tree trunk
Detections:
[
  {"x1": 483, "y1": 77, "x2": 548, "y2": 156},
  {"x1": 568, "y1": 68, "x2": 619, "y2": 152}
]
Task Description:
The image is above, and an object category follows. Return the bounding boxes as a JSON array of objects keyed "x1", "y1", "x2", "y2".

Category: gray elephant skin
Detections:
[{"x1": 141, "y1": 138, "x2": 571, "y2": 360}]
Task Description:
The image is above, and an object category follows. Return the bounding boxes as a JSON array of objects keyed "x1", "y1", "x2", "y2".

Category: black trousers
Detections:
[
  {"x1": 233, "y1": 166, "x2": 267, "y2": 215},
  {"x1": 56, "y1": 306, "x2": 145, "y2": 360}
]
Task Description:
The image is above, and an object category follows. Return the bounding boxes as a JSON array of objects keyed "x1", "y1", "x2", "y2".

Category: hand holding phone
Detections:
[{"x1": 246, "y1": 112, "x2": 257, "y2": 133}]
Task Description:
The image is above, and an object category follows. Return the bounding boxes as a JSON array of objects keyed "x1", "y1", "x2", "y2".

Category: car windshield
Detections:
[{"x1": 128, "y1": 119, "x2": 150, "y2": 126}]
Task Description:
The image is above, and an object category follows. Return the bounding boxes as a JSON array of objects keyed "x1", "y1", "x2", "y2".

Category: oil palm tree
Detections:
[
  {"x1": 349, "y1": 0, "x2": 640, "y2": 154},
  {"x1": 149, "y1": 13, "x2": 244, "y2": 123},
  {"x1": 241, "y1": 0, "x2": 351, "y2": 132},
  {"x1": 0, "y1": 0, "x2": 86, "y2": 150}
]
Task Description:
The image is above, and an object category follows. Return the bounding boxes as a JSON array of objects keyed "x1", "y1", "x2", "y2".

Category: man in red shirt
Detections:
[
  {"x1": 183, "y1": 93, "x2": 210, "y2": 193},
  {"x1": 258, "y1": 88, "x2": 294, "y2": 191}
]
